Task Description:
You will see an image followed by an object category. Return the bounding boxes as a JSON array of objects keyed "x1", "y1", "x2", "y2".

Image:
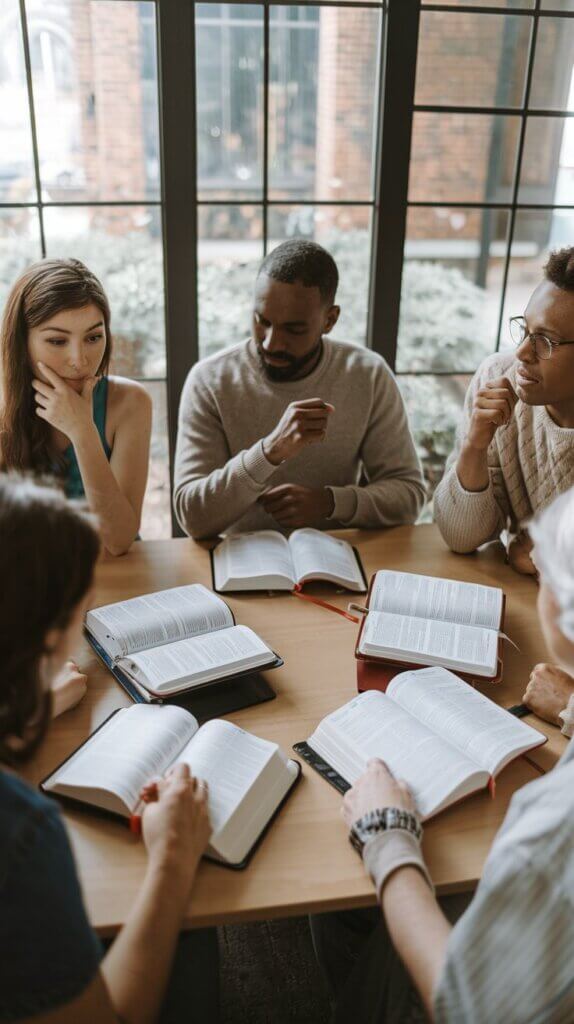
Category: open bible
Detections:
[
  {"x1": 356, "y1": 571, "x2": 505, "y2": 681},
  {"x1": 42, "y1": 705, "x2": 300, "y2": 869},
  {"x1": 295, "y1": 668, "x2": 545, "y2": 820},
  {"x1": 212, "y1": 528, "x2": 367, "y2": 593},
  {"x1": 85, "y1": 584, "x2": 281, "y2": 700}
]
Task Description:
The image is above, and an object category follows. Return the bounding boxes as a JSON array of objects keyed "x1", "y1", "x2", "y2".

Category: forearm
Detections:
[
  {"x1": 433, "y1": 464, "x2": 502, "y2": 553},
  {"x1": 381, "y1": 867, "x2": 451, "y2": 1020},
  {"x1": 455, "y1": 442, "x2": 489, "y2": 493},
  {"x1": 174, "y1": 440, "x2": 276, "y2": 539},
  {"x1": 101, "y1": 864, "x2": 189, "y2": 1024},
  {"x1": 73, "y1": 426, "x2": 140, "y2": 555},
  {"x1": 329, "y1": 475, "x2": 425, "y2": 529}
]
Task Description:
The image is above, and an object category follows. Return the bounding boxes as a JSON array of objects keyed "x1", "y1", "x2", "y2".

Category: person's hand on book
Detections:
[
  {"x1": 522, "y1": 663, "x2": 574, "y2": 727},
  {"x1": 141, "y1": 763, "x2": 211, "y2": 893},
  {"x1": 259, "y1": 483, "x2": 334, "y2": 528},
  {"x1": 341, "y1": 759, "x2": 416, "y2": 827},
  {"x1": 262, "y1": 398, "x2": 334, "y2": 466},
  {"x1": 50, "y1": 659, "x2": 88, "y2": 718},
  {"x1": 32, "y1": 362, "x2": 99, "y2": 444},
  {"x1": 464, "y1": 376, "x2": 518, "y2": 452}
]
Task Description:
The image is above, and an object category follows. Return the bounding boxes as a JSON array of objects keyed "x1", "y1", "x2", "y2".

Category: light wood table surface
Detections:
[{"x1": 24, "y1": 524, "x2": 566, "y2": 936}]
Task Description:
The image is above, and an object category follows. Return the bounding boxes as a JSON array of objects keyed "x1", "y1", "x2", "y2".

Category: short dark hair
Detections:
[
  {"x1": 258, "y1": 239, "x2": 339, "y2": 305},
  {"x1": 544, "y1": 246, "x2": 574, "y2": 292},
  {"x1": 0, "y1": 474, "x2": 100, "y2": 765}
]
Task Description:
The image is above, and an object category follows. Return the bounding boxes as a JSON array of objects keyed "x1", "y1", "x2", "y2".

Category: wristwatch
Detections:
[{"x1": 349, "y1": 807, "x2": 423, "y2": 853}]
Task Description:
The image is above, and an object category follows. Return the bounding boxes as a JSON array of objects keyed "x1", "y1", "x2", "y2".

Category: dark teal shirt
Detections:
[{"x1": 62, "y1": 376, "x2": 112, "y2": 499}]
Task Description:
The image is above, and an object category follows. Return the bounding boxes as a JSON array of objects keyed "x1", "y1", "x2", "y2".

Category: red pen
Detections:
[{"x1": 129, "y1": 781, "x2": 159, "y2": 836}]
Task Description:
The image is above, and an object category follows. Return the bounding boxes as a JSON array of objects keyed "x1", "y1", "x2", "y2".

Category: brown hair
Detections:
[
  {"x1": 0, "y1": 473, "x2": 100, "y2": 765},
  {"x1": 544, "y1": 246, "x2": 574, "y2": 292},
  {"x1": 0, "y1": 258, "x2": 112, "y2": 475}
]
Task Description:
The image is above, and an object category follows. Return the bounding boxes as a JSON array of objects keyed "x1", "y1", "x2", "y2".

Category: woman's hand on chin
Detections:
[
  {"x1": 51, "y1": 659, "x2": 88, "y2": 718},
  {"x1": 32, "y1": 362, "x2": 98, "y2": 442}
]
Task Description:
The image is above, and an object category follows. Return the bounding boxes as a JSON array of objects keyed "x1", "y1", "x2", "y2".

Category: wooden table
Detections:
[{"x1": 25, "y1": 524, "x2": 566, "y2": 936}]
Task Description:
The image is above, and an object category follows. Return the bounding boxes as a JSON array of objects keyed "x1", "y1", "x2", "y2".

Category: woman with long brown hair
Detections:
[
  {"x1": 0, "y1": 257, "x2": 152, "y2": 556},
  {"x1": 0, "y1": 474, "x2": 219, "y2": 1023}
]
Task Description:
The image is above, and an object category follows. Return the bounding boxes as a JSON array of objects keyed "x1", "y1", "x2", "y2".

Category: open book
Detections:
[
  {"x1": 356, "y1": 571, "x2": 505, "y2": 680},
  {"x1": 297, "y1": 667, "x2": 545, "y2": 820},
  {"x1": 42, "y1": 705, "x2": 300, "y2": 868},
  {"x1": 212, "y1": 528, "x2": 367, "y2": 592},
  {"x1": 85, "y1": 584, "x2": 281, "y2": 699}
]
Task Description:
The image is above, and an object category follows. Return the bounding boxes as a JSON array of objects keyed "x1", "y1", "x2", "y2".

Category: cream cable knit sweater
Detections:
[{"x1": 434, "y1": 352, "x2": 574, "y2": 554}]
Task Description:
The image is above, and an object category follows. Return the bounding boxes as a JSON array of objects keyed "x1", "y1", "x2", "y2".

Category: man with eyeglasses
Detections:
[{"x1": 434, "y1": 245, "x2": 574, "y2": 737}]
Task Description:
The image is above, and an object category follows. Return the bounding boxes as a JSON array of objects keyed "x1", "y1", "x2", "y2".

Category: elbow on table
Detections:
[{"x1": 173, "y1": 486, "x2": 216, "y2": 541}]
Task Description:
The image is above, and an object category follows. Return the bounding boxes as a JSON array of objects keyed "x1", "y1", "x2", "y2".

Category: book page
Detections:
[
  {"x1": 289, "y1": 528, "x2": 364, "y2": 589},
  {"x1": 176, "y1": 719, "x2": 278, "y2": 835},
  {"x1": 214, "y1": 531, "x2": 295, "y2": 588},
  {"x1": 120, "y1": 626, "x2": 274, "y2": 694},
  {"x1": 308, "y1": 691, "x2": 485, "y2": 820},
  {"x1": 45, "y1": 705, "x2": 197, "y2": 814},
  {"x1": 87, "y1": 584, "x2": 232, "y2": 658},
  {"x1": 361, "y1": 610, "x2": 498, "y2": 676},
  {"x1": 388, "y1": 667, "x2": 544, "y2": 776},
  {"x1": 370, "y1": 571, "x2": 503, "y2": 630}
]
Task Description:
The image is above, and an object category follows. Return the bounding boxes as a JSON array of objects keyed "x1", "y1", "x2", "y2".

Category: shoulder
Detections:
[
  {"x1": 326, "y1": 338, "x2": 396, "y2": 383},
  {"x1": 0, "y1": 769, "x2": 70, "y2": 885},
  {"x1": 106, "y1": 375, "x2": 152, "y2": 414},
  {"x1": 470, "y1": 351, "x2": 516, "y2": 390},
  {"x1": 181, "y1": 341, "x2": 252, "y2": 406}
]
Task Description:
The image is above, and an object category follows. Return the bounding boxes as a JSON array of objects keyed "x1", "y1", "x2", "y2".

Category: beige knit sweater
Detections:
[
  {"x1": 174, "y1": 337, "x2": 425, "y2": 539},
  {"x1": 434, "y1": 352, "x2": 574, "y2": 553}
]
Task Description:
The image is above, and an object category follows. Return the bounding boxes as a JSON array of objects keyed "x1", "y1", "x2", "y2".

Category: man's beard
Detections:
[{"x1": 256, "y1": 338, "x2": 323, "y2": 382}]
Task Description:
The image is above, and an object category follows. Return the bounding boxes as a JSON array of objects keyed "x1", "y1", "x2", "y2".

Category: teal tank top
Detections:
[{"x1": 62, "y1": 377, "x2": 112, "y2": 499}]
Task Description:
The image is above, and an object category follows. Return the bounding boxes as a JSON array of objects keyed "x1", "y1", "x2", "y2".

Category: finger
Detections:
[
  {"x1": 35, "y1": 408, "x2": 50, "y2": 421},
  {"x1": 260, "y1": 485, "x2": 294, "y2": 500},
  {"x1": 475, "y1": 396, "x2": 513, "y2": 420},
  {"x1": 262, "y1": 497, "x2": 296, "y2": 514},
  {"x1": 291, "y1": 398, "x2": 335, "y2": 411},
  {"x1": 81, "y1": 376, "x2": 98, "y2": 400},
  {"x1": 34, "y1": 394, "x2": 50, "y2": 409},
  {"x1": 293, "y1": 408, "x2": 332, "y2": 421},
  {"x1": 168, "y1": 762, "x2": 191, "y2": 781},
  {"x1": 37, "y1": 362, "x2": 66, "y2": 390},
  {"x1": 487, "y1": 376, "x2": 518, "y2": 400},
  {"x1": 195, "y1": 778, "x2": 209, "y2": 801},
  {"x1": 31, "y1": 379, "x2": 54, "y2": 397}
]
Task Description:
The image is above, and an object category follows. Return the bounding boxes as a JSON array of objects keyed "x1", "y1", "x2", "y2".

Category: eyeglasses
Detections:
[{"x1": 509, "y1": 316, "x2": 574, "y2": 361}]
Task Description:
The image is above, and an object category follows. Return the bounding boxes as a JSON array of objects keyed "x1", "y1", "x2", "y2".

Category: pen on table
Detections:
[{"x1": 129, "y1": 781, "x2": 159, "y2": 836}]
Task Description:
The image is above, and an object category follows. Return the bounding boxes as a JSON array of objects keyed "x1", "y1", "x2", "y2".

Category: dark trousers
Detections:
[
  {"x1": 310, "y1": 895, "x2": 471, "y2": 1024},
  {"x1": 104, "y1": 926, "x2": 220, "y2": 1024}
]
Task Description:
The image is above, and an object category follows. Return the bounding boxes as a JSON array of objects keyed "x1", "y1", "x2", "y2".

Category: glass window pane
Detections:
[
  {"x1": 269, "y1": 7, "x2": 380, "y2": 202},
  {"x1": 518, "y1": 116, "x2": 574, "y2": 203},
  {"x1": 499, "y1": 208, "x2": 572, "y2": 352},
  {"x1": 140, "y1": 380, "x2": 171, "y2": 540},
  {"x1": 541, "y1": 1, "x2": 574, "y2": 10},
  {"x1": 0, "y1": 206, "x2": 42, "y2": 309},
  {"x1": 196, "y1": 5, "x2": 263, "y2": 201},
  {"x1": 530, "y1": 19, "x2": 574, "y2": 111},
  {"x1": 416, "y1": 13, "x2": 530, "y2": 108},
  {"x1": 43, "y1": 205, "x2": 165, "y2": 378},
  {"x1": 268, "y1": 205, "x2": 371, "y2": 345},
  {"x1": 398, "y1": 375, "x2": 472, "y2": 512},
  {"x1": 0, "y1": 0, "x2": 36, "y2": 201},
  {"x1": 423, "y1": 1, "x2": 533, "y2": 7},
  {"x1": 397, "y1": 207, "x2": 509, "y2": 373},
  {"x1": 409, "y1": 113, "x2": 521, "y2": 203},
  {"x1": 198, "y1": 205, "x2": 263, "y2": 359},
  {"x1": 26, "y1": 0, "x2": 160, "y2": 202}
]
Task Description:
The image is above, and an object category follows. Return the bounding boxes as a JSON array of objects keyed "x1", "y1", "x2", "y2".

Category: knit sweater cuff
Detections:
[
  {"x1": 327, "y1": 486, "x2": 358, "y2": 525},
  {"x1": 362, "y1": 830, "x2": 434, "y2": 901},
  {"x1": 240, "y1": 440, "x2": 278, "y2": 488},
  {"x1": 559, "y1": 693, "x2": 574, "y2": 738}
]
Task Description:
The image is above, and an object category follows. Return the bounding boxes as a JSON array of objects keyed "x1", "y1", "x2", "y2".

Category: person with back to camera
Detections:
[
  {"x1": 0, "y1": 257, "x2": 152, "y2": 717},
  {"x1": 173, "y1": 239, "x2": 425, "y2": 539},
  {"x1": 0, "y1": 474, "x2": 219, "y2": 1024},
  {"x1": 312, "y1": 482, "x2": 574, "y2": 1023},
  {"x1": 434, "y1": 245, "x2": 574, "y2": 741}
]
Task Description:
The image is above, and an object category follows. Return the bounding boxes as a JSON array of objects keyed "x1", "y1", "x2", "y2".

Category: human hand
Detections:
[
  {"x1": 32, "y1": 362, "x2": 98, "y2": 442},
  {"x1": 262, "y1": 398, "x2": 334, "y2": 466},
  {"x1": 259, "y1": 483, "x2": 334, "y2": 528},
  {"x1": 465, "y1": 376, "x2": 518, "y2": 452},
  {"x1": 507, "y1": 530, "x2": 537, "y2": 577},
  {"x1": 142, "y1": 763, "x2": 212, "y2": 893},
  {"x1": 522, "y1": 663, "x2": 574, "y2": 727},
  {"x1": 51, "y1": 659, "x2": 88, "y2": 718},
  {"x1": 341, "y1": 759, "x2": 417, "y2": 828}
]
